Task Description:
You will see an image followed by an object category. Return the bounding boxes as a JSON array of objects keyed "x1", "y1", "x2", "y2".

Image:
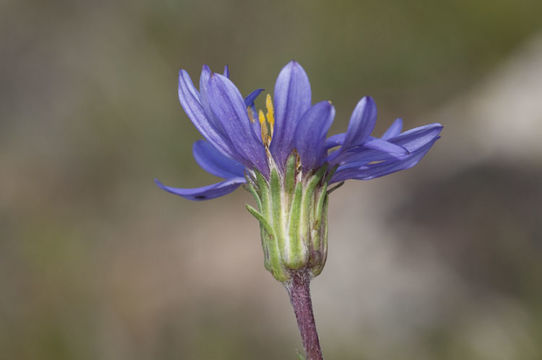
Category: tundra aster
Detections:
[{"x1": 155, "y1": 61, "x2": 442, "y2": 360}]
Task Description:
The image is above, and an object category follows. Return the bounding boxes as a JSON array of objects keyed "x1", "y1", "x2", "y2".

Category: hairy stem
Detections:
[{"x1": 286, "y1": 271, "x2": 323, "y2": 360}]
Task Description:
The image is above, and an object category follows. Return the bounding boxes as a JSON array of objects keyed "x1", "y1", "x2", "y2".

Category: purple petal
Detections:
[
  {"x1": 270, "y1": 61, "x2": 312, "y2": 168},
  {"x1": 223, "y1": 65, "x2": 230, "y2": 78},
  {"x1": 342, "y1": 96, "x2": 377, "y2": 150},
  {"x1": 364, "y1": 138, "x2": 408, "y2": 158},
  {"x1": 200, "y1": 65, "x2": 212, "y2": 89},
  {"x1": 206, "y1": 74, "x2": 268, "y2": 175},
  {"x1": 325, "y1": 133, "x2": 345, "y2": 150},
  {"x1": 294, "y1": 101, "x2": 335, "y2": 170},
  {"x1": 178, "y1": 69, "x2": 234, "y2": 158},
  {"x1": 196, "y1": 66, "x2": 264, "y2": 168},
  {"x1": 331, "y1": 137, "x2": 439, "y2": 183},
  {"x1": 154, "y1": 177, "x2": 245, "y2": 201},
  {"x1": 332, "y1": 149, "x2": 396, "y2": 172},
  {"x1": 193, "y1": 140, "x2": 246, "y2": 179},
  {"x1": 198, "y1": 65, "x2": 219, "y2": 126},
  {"x1": 327, "y1": 97, "x2": 377, "y2": 165},
  {"x1": 249, "y1": 119, "x2": 263, "y2": 145},
  {"x1": 199, "y1": 66, "x2": 227, "y2": 132},
  {"x1": 389, "y1": 123, "x2": 443, "y2": 152},
  {"x1": 382, "y1": 118, "x2": 403, "y2": 140},
  {"x1": 336, "y1": 123, "x2": 442, "y2": 166},
  {"x1": 244, "y1": 88, "x2": 264, "y2": 108}
]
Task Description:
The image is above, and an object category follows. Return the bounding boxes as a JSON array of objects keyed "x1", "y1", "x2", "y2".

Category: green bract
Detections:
[{"x1": 245, "y1": 154, "x2": 332, "y2": 282}]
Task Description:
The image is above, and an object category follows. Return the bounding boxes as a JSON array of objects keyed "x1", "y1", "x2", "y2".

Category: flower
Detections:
[
  {"x1": 155, "y1": 61, "x2": 442, "y2": 281},
  {"x1": 155, "y1": 61, "x2": 441, "y2": 200}
]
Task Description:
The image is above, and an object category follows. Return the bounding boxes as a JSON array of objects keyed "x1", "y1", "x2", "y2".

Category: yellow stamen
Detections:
[
  {"x1": 265, "y1": 94, "x2": 275, "y2": 136},
  {"x1": 258, "y1": 109, "x2": 270, "y2": 145}
]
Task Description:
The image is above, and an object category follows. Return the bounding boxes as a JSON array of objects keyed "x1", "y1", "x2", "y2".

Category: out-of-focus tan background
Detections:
[{"x1": 2, "y1": 0, "x2": 542, "y2": 359}]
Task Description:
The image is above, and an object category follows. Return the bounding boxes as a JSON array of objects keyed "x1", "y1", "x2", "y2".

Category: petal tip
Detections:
[
  {"x1": 178, "y1": 69, "x2": 190, "y2": 83},
  {"x1": 364, "y1": 95, "x2": 375, "y2": 105},
  {"x1": 283, "y1": 60, "x2": 307, "y2": 75},
  {"x1": 154, "y1": 178, "x2": 166, "y2": 189}
]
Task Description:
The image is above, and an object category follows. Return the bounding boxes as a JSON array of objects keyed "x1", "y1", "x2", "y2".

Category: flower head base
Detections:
[
  {"x1": 155, "y1": 61, "x2": 443, "y2": 282},
  {"x1": 246, "y1": 153, "x2": 332, "y2": 282}
]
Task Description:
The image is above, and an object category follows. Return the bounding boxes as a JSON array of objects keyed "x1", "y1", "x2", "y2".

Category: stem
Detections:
[{"x1": 286, "y1": 271, "x2": 323, "y2": 360}]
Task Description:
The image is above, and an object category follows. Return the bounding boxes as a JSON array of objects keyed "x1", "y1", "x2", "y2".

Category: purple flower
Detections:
[{"x1": 155, "y1": 61, "x2": 442, "y2": 200}]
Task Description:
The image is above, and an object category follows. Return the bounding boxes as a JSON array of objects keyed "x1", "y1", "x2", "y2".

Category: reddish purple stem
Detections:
[{"x1": 286, "y1": 271, "x2": 324, "y2": 360}]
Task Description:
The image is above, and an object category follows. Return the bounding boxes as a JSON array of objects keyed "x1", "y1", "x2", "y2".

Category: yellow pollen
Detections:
[
  {"x1": 265, "y1": 94, "x2": 275, "y2": 135},
  {"x1": 258, "y1": 109, "x2": 270, "y2": 145}
]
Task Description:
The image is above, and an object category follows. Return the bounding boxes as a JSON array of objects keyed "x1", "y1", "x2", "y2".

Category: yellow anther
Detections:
[
  {"x1": 258, "y1": 109, "x2": 270, "y2": 145},
  {"x1": 258, "y1": 109, "x2": 266, "y2": 126},
  {"x1": 265, "y1": 94, "x2": 275, "y2": 135}
]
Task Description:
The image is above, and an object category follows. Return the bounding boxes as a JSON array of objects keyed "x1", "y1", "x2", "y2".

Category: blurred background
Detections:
[{"x1": 2, "y1": 0, "x2": 542, "y2": 359}]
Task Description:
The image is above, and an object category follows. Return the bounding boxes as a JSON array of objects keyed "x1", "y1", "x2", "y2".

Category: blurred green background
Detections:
[{"x1": 2, "y1": 0, "x2": 542, "y2": 359}]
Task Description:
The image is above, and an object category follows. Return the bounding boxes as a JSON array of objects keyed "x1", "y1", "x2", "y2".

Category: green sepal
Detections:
[
  {"x1": 286, "y1": 182, "x2": 306, "y2": 269},
  {"x1": 245, "y1": 204, "x2": 273, "y2": 235},
  {"x1": 313, "y1": 182, "x2": 328, "y2": 232},
  {"x1": 284, "y1": 152, "x2": 297, "y2": 195},
  {"x1": 254, "y1": 171, "x2": 269, "y2": 194},
  {"x1": 246, "y1": 204, "x2": 272, "y2": 270},
  {"x1": 270, "y1": 168, "x2": 283, "y2": 222},
  {"x1": 300, "y1": 165, "x2": 327, "y2": 237},
  {"x1": 311, "y1": 181, "x2": 328, "y2": 250},
  {"x1": 310, "y1": 196, "x2": 328, "y2": 277},
  {"x1": 244, "y1": 183, "x2": 262, "y2": 210},
  {"x1": 252, "y1": 170, "x2": 289, "y2": 282},
  {"x1": 269, "y1": 168, "x2": 286, "y2": 258}
]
